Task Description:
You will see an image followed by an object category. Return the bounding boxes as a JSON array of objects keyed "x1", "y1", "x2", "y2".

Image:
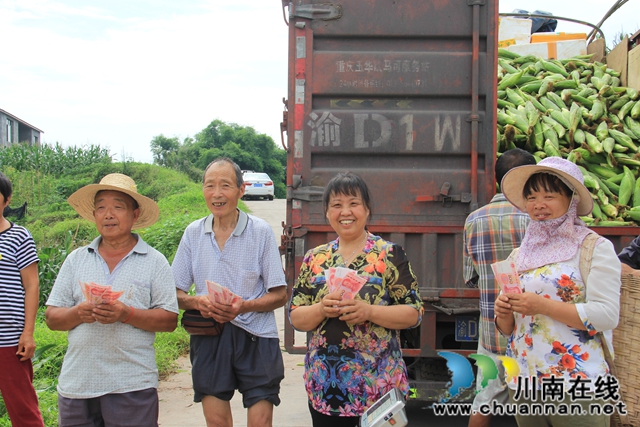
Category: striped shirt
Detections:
[
  {"x1": 172, "y1": 211, "x2": 286, "y2": 338},
  {"x1": 0, "y1": 223, "x2": 39, "y2": 347},
  {"x1": 463, "y1": 193, "x2": 530, "y2": 354}
]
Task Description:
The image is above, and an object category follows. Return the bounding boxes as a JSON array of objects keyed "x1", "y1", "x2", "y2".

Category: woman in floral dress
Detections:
[
  {"x1": 495, "y1": 157, "x2": 621, "y2": 427},
  {"x1": 289, "y1": 172, "x2": 423, "y2": 427}
]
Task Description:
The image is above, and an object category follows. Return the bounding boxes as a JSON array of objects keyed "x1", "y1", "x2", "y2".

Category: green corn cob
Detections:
[
  {"x1": 624, "y1": 210, "x2": 640, "y2": 222},
  {"x1": 633, "y1": 176, "x2": 640, "y2": 207},
  {"x1": 542, "y1": 124, "x2": 559, "y2": 149},
  {"x1": 595, "y1": 121, "x2": 609, "y2": 141},
  {"x1": 540, "y1": 96, "x2": 561, "y2": 112},
  {"x1": 601, "y1": 178, "x2": 620, "y2": 196},
  {"x1": 498, "y1": 99, "x2": 516, "y2": 109},
  {"x1": 547, "y1": 91, "x2": 567, "y2": 110},
  {"x1": 584, "y1": 132, "x2": 603, "y2": 153},
  {"x1": 498, "y1": 48, "x2": 520, "y2": 59},
  {"x1": 618, "y1": 100, "x2": 636, "y2": 121},
  {"x1": 590, "y1": 200, "x2": 604, "y2": 220},
  {"x1": 597, "y1": 220, "x2": 633, "y2": 226},
  {"x1": 522, "y1": 93, "x2": 547, "y2": 113},
  {"x1": 498, "y1": 69, "x2": 525, "y2": 91},
  {"x1": 613, "y1": 143, "x2": 629, "y2": 153},
  {"x1": 505, "y1": 87, "x2": 525, "y2": 106},
  {"x1": 541, "y1": 115, "x2": 566, "y2": 138},
  {"x1": 549, "y1": 109, "x2": 570, "y2": 129},
  {"x1": 498, "y1": 58, "x2": 518, "y2": 74},
  {"x1": 631, "y1": 100, "x2": 640, "y2": 119},
  {"x1": 541, "y1": 58, "x2": 569, "y2": 77},
  {"x1": 613, "y1": 153, "x2": 640, "y2": 167},
  {"x1": 625, "y1": 116, "x2": 640, "y2": 140},
  {"x1": 595, "y1": 188, "x2": 609, "y2": 206},
  {"x1": 605, "y1": 172, "x2": 625, "y2": 184},
  {"x1": 570, "y1": 94, "x2": 594, "y2": 109},
  {"x1": 497, "y1": 111, "x2": 516, "y2": 127},
  {"x1": 609, "y1": 128, "x2": 638, "y2": 152},
  {"x1": 600, "y1": 203, "x2": 619, "y2": 219},
  {"x1": 573, "y1": 129, "x2": 586, "y2": 145},
  {"x1": 618, "y1": 166, "x2": 635, "y2": 206},
  {"x1": 610, "y1": 95, "x2": 630, "y2": 112},
  {"x1": 589, "y1": 99, "x2": 605, "y2": 121},
  {"x1": 590, "y1": 173, "x2": 614, "y2": 199},
  {"x1": 544, "y1": 139, "x2": 562, "y2": 158}
]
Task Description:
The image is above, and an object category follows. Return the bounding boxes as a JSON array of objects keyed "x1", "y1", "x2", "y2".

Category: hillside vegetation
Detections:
[{"x1": 0, "y1": 142, "x2": 243, "y2": 425}]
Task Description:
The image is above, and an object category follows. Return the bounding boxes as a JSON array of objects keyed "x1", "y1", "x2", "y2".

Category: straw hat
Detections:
[
  {"x1": 501, "y1": 156, "x2": 593, "y2": 216},
  {"x1": 68, "y1": 173, "x2": 159, "y2": 229}
]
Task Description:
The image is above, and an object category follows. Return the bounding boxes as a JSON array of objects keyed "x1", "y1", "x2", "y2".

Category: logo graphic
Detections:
[{"x1": 437, "y1": 351, "x2": 518, "y2": 402}]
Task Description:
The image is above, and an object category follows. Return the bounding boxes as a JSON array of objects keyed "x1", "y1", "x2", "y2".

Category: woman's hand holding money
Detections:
[
  {"x1": 337, "y1": 298, "x2": 371, "y2": 325},
  {"x1": 506, "y1": 290, "x2": 547, "y2": 316},
  {"x1": 319, "y1": 290, "x2": 344, "y2": 319}
]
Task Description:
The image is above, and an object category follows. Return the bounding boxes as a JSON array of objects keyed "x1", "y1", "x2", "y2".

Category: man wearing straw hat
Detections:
[{"x1": 45, "y1": 173, "x2": 179, "y2": 427}]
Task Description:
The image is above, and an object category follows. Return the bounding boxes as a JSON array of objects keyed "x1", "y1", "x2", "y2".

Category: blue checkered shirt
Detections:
[
  {"x1": 172, "y1": 211, "x2": 286, "y2": 338},
  {"x1": 463, "y1": 193, "x2": 530, "y2": 354}
]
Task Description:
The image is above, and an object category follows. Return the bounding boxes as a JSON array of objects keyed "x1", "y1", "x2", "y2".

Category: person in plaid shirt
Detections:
[{"x1": 463, "y1": 148, "x2": 535, "y2": 427}]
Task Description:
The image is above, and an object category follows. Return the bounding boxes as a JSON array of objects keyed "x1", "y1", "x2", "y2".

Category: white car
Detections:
[{"x1": 243, "y1": 172, "x2": 275, "y2": 200}]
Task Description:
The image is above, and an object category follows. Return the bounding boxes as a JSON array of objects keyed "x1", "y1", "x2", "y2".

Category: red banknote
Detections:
[
  {"x1": 80, "y1": 281, "x2": 124, "y2": 305},
  {"x1": 325, "y1": 267, "x2": 367, "y2": 299},
  {"x1": 206, "y1": 280, "x2": 242, "y2": 305},
  {"x1": 491, "y1": 260, "x2": 522, "y2": 294}
]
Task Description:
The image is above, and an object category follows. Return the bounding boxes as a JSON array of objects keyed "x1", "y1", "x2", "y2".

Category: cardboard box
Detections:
[
  {"x1": 506, "y1": 39, "x2": 587, "y2": 60},
  {"x1": 531, "y1": 32, "x2": 587, "y2": 43},
  {"x1": 607, "y1": 36, "x2": 629, "y2": 86},
  {"x1": 588, "y1": 39, "x2": 606, "y2": 63},
  {"x1": 628, "y1": 44, "x2": 640, "y2": 91},
  {"x1": 498, "y1": 17, "x2": 532, "y2": 48},
  {"x1": 600, "y1": 36, "x2": 639, "y2": 91}
]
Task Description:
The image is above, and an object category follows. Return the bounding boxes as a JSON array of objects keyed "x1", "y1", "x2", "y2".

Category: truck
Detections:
[{"x1": 278, "y1": 0, "x2": 639, "y2": 402}]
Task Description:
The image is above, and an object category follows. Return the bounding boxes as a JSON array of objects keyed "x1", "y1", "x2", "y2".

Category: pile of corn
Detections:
[{"x1": 497, "y1": 48, "x2": 640, "y2": 226}]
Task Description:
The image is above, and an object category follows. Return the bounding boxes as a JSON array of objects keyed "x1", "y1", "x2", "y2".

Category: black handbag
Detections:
[{"x1": 180, "y1": 310, "x2": 225, "y2": 336}]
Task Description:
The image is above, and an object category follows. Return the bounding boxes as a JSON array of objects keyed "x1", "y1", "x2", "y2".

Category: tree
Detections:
[
  {"x1": 150, "y1": 135, "x2": 180, "y2": 168},
  {"x1": 149, "y1": 120, "x2": 288, "y2": 198}
]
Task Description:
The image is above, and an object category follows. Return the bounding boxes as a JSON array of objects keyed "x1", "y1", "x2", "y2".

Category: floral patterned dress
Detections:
[
  {"x1": 289, "y1": 233, "x2": 423, "y2": 417},
  {"x1": 505, "y1": 259, "x2": 609, "y2": 390}
]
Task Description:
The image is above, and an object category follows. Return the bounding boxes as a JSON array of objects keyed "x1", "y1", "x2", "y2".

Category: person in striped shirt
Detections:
[
  {"x1": 463, "y1": 148, "x2": 535, "y2": 427},
  {"x1": 0, "y1": 171, "x2": 44, "y2": 427}
]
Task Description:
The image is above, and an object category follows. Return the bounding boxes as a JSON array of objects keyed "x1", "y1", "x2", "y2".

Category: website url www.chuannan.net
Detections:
[{"x1": 432, "y1": 401, "x2": 627, "y2": 417}]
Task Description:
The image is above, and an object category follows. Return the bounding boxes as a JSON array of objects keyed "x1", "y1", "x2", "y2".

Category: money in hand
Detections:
[
  {"x1": 206, "y1": 280, "x2": 242, "y2": 305},
  {"x1": 80, "y1": 281, "x2": 124, "y2": 305},
  {"x1": 491, "y1": 260, "x2": 522, "y2": 294},
  {"x1": 325, "y1": 267, "x2": 368, "y2": 299}
]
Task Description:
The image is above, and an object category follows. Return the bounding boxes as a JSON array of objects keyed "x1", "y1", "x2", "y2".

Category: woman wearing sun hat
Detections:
[
  {"x1": 45, "y1": 173, "x2": 178, "y2": 427},
  {"x1": 494, "y1": 156, "x2": 621, "y2": 427}
]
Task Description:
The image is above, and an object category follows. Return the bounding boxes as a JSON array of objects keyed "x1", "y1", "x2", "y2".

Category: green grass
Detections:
[{"x1": 0, "y1": 311, "x2": 191, "y2": 425}]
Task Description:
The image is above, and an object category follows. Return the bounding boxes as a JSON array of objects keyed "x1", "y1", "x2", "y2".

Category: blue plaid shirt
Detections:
[
  {"x1": 172, "y1": 210, "x2": 286, "y2": 338},
  {"x1": 463, "y1": 193, "x2": 530, "y2": 354}
]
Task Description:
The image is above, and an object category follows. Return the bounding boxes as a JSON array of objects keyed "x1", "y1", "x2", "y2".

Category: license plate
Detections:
[
  {"x1": 455, "y1": 315, "x2": 479, "y2": 342},
  {"x1": 254, "y1": 183, "x2": 263, "y2": 187}
]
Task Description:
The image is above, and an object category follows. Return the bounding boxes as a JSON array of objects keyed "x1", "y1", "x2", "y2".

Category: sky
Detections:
[{"x1": 1, "y1": 1, "x2": 638, "y2": 164}]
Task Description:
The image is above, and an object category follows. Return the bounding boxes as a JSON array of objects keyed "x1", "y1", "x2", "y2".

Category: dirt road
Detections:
[{"x1": 157, "y1": 199, "x2": 312, "y2": 427}]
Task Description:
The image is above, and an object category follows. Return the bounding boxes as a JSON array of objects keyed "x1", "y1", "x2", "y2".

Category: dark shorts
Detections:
[
  {"x1": 190, "y1": 322, "x2": 284, "y2": 408},
  {"x1": 58, "y1": 388, "x2": 158, "y2": 427}
]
